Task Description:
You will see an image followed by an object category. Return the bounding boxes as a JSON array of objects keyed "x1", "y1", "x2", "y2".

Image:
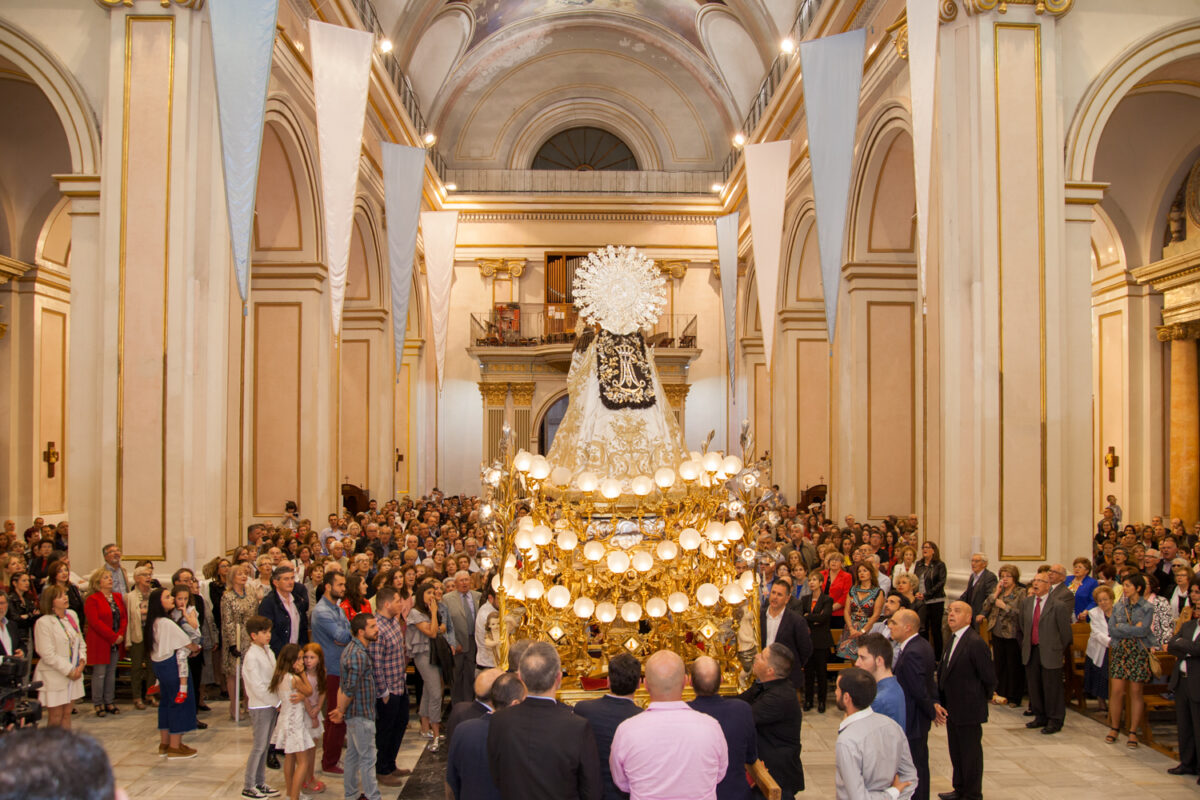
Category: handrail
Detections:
[{"x1": 471, "y1": 305, "x2": 698, "y2": 349}]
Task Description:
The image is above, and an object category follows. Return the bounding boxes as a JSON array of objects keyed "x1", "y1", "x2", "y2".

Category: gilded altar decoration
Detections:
[
  {"x1": 573, "y1": 245, "x2": 666, "y2": 335},
  {"x1": 597, "y1": 331, "x2": 656, "y2": 410}
]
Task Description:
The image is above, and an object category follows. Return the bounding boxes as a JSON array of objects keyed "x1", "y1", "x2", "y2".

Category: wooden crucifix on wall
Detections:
[
  {"x1": 1104, "y1": 446, "x2": 1119, "y2": 483},
  {"x1": 43, "y1": 441, "x2": 59, "y2": 478}
]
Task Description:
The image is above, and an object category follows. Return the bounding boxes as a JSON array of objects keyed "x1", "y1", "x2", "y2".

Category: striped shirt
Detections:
[{"x1": 339, "y1": 638, "x2": 377, "y2": 720}]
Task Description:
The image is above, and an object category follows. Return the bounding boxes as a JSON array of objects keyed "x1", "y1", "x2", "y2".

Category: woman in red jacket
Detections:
[
  {"x1": 820, "y1": 553, "x2": 853, "y2": 630},
  {"x1": 84, "y1": 567, "x2": 128, "y2": 716}
]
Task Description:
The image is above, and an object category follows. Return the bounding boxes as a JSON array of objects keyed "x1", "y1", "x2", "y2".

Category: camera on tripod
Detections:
[{"x1": 0, "y1": 654, "x2": 43, "y2": 731}]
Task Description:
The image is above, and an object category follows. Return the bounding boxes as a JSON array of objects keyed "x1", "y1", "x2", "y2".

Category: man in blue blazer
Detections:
[
  {"x1": 573, "y1": 653, "x2": 643, "y2": 800},
  {"x1": 689, "y1": 655, "x2": 757, "y2": 800},
  {"x1": 256, "y1": 565, "x2": 309, "y2": 655},
  {"x1": 889, "y1": 609, "x2": 938, "y2": 800},
  {"x1": 447, "y1": 672, "x2": 526, "y2": 800}
]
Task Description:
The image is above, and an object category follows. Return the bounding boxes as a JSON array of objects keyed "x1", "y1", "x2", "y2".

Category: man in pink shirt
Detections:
[{"x1": 609, "y1": 650, "x2": 728, "y2": 800}]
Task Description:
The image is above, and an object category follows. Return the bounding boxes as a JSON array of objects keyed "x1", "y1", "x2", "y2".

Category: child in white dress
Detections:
[{"x1": 269, "y1": 643, "x2": 314, "y2": 800}]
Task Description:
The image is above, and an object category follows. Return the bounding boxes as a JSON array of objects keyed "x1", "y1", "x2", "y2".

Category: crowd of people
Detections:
[{"x1": 2, "y1": 490, "x2": 1200, "y2": 800}]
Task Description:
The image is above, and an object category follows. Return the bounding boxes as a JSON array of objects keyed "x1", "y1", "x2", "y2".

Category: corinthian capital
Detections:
[
  {"x1": 95, "y1": 0, "x2": 206, "y2": 9},
  {"x1": 960, "y1": 0, "x2": 1072, "y2": 16},
  {"x1": 1157, "y1": 322, "x2": 1200, "y2": 342}
]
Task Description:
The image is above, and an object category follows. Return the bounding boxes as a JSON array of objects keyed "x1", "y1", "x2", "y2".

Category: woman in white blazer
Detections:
[{"x1": 34, "y1": 584, "x2": 87, "y2": 728}]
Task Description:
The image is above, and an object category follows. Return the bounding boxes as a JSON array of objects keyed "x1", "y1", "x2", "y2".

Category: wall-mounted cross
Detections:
[
  {"x1": 43, "y1": 441, "x2": 59, "y2": 478},
  {"x1": 1104, "y1": 446, "x2": 1119, "y2": 483}
]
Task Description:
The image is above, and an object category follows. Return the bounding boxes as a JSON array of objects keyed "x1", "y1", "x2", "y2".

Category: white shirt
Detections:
[
  {"x1": 0, "y1": 621, "x2": 11, "y2": 655},
  {"x1": 765, "y1": 606, "x2": 784, "y2": 646},
  {"x1": 945, "y1": 628, "x2": 965, "y2": 664},
  {"x1": 150, "y1": 617, "x2": 193, "y2": 662},
  {"x1": 242, "y1": 643, "x2": 281, "y2": 709},
  {"x1": 281, "y1": 592, "x2": 301, "y2": 645}
]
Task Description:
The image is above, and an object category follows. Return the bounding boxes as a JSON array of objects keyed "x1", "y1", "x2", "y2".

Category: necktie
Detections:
[
  {"x1": 464, "y1": 591, "x2": 474, "y2": 618},
  {"x1": 1031, "y1": 597, "x2": 1042, "y2": 646}
]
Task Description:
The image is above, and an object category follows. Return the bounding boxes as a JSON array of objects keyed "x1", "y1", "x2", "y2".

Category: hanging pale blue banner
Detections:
[
  {"x1": 744, "y1": 141, "x2": 792, "y2": 370},
  {"x1": 907, "y1": 0, "x2": 938, "y2": 313},
  {"x1": 382, "y1": 143, "x2": 426, "y2": 377},
  {"x1": 208, "y1": 0, "x2": 279, "y2": 308},
  {"x1": 310, "y1": 20, "x2": 374, "y2": 338},
  {"x1": 716, "y1": 212, "x2": 739, "y2": 400},
  {"x1": 420, "y1": 210, "x2": 460, "y2": 392},
  {"x1": 799, "y1": 27, "x2": 866, "y2": 347}
]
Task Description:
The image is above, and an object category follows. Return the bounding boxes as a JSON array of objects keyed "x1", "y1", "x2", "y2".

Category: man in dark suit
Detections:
[
  {"x1": 443, "y1": 570, "x2": 481, "y2": 704},
  {"x1": 445, "y1": 666, "x2": 502, "y2": 748},
  {"x1": 573, "y1": 652, "x2": 643, "y2": 800},
  {"x1": 487, "y1": 641, "x2": 601, "y2": 800},
  {"x1": 760, "y1": 579, "x2": 813, "y2": 697},
  {"x1": 936, "y1": 601, "x2": 996, "y2": 800},
  {"x1": 958, "y1": 554, "x2": 997, "y2": 628},
  {"x1": 0, "y1": 594, "x2": 25, "y2": 659},
  {"x1": 689, "y1": 655, "x2": 757, "y2": 800},
  {"x1": 447, "y1": 672, "x2": 525, "y2": 800},
  {"x1": 889, "y1": 608, "x2": 937, "y2": 800},
  {"x1": 737, "y1": 643, "x2": 804, "y2": 798},
  {"x1": 1167, "y1": 578, "x2": 1200, "y2": 783},
  {"x1": 1020, "y1": 572, "x2": 1073, "y2": 734},
  {"x1": 256, "y1": 564, "x2": 309, "y2": 655}
]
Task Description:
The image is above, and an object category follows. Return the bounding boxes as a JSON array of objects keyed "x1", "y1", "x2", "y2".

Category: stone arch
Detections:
[
  {"x1": 846, "y1": 102, "x2": 916, "y2": 264},
  {"x1": 779, "y1": 198, "x2": 820, "y2": 309},
  {"x1": 0, "y1": 17, "x2": 100, "y2": 176},
  {"x1": 254, "y1": 98, "x2": 322, "y2": 263},
  {"x1": 509, "y1": 100, "x2": 663, "y2": 170},
  {"x1": 346, "y1": 199, "x2": 384, "y2": 305},
  {"x1": 1066, "y1": 18, "x2": 1200, "y2": 183},
  {"x1": 697, "y1": 3, "x2": 770, "y2": 117},
  {"x1": 406, "y1": 4, "x2": 474, "y2": 112}
]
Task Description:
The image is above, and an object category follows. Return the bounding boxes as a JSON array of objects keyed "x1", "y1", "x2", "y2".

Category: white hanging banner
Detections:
[
  {"x1": 907, "y1": 0, "x2": 938, "y2": 314},
  {"x1": 420, "y1": 210, "x2": 459, "y2": 392},
  {"x1": 715, "y1": 212, "x2": 740, "y2": 400},
  {"x1": 208, "y1": 0, "x2": 279, "y2": 308},
  {"x1": 744, "y1": 140, "x2": 792, "y2": 369},
  {"x1": 799, "y1": 27, "x2": 866, "y2": 348},
  {"x1": 382, "y1": 143, "x2": 427, "y2": 377},
  {"x1": 310, "y1": 20, "x2": 373, "y2": 338}
]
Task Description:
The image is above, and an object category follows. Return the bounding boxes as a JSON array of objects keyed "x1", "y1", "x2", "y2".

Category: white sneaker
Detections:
[
  {"x1": 256, "y1": 785, "x2": 281, "y2": 797},
  {"x1": 240, "y1": 790, "x2": 266, "y2": 799},
  {"x1": 419, "y1": 730, "x2": 434, "y2": 739}
]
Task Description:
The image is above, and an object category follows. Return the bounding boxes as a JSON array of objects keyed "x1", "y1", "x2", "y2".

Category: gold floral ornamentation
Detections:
[
  {"x1": 662, "y1": 383, "x2": 691, "y2": 406},
  {"x1": 962, "y1": 0, "x2": 1072, "y2": 15},
  {"x1": 510, "y1": 382, "x2": 536, "y2": 407},
  {"x1": 478, "y1": 382, "x2": 510, "y2": 406},
  {"x1": 1157, "y1": 323, "x2": 1200, "y2": 342},
  {"x1": 95, "y1": 0, "x2": 206, "y2": 8},
  {"x1": 477, "y1": 258, "x2": 527, "y2": 278}
]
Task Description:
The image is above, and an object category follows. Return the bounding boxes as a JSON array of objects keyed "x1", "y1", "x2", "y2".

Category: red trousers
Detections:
[{"x1": 321, "y1": 674, "x2": 346, "y2": 770}]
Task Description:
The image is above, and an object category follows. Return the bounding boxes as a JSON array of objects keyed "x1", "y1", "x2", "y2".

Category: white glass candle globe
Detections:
[
  {"x1": 600, "y1": 479, "x2": 622, "y2": 499},
  {"x1": 550, "y1": 466, "x2": 573, "y2": 487},
  {"x1": 679, "y1": 528, "x2": 701, "y2": 550},
  {"x1": 701, "y1": 451, "x2": 723, "y2": 473},
  {"x1": 573, "y1": 597, "x2": 595, "y2": 619},
  {"x1": 523, "y1": 578, "x2": 545, "y2": 600},
  {"x1": 655, "y1": 540, "x2": 679, "y2": 561},
  {"x1": 557, "y1": 529, "x2": 578, "y2": 551},
  {"x1": 502, "y1": 568, "x2": 521, "y2": 592},
  {"x1": 528, "y1": 455, "x2": 551, "y2": 480},
  {"x1": 667, "y1": 592, "x2": 689, "y2": 613},
  {"x1": 631, "y1": 475, "x2": 654, "y2": 496},
  {"x1": 678, "y1": 461, "x2": 700, "y2": 481},
  {"x1": 645, "y1": 597, "x2": 668, "y2": 618},
  {"x1": 632, "y1": 551, "x2": 654, "y2": 572},
  {"x1": 576, "y1": 471, "x2": 599, "y2": 493},
  {"x1": 485, "y1": 468, "x2": 501, "y2": 486},
  {"x1": 518, "y1": 515, "x2": 535, "y2": 531},
  {"x1": 722, "y1": 455, "x2": 743, "y2": 474},
  {"x1": 739, "y1": 570, "x2": 755, "y2": 592},
  {"x1": 704, "y1": 521, "x2": 726, "y2": 542},
  {"x1": 724, "y1": 520, "x2": 744, "y2": 542},
  {"x1": 513, "y1": 450, "x2": 533, "y2": 472},
  {"x1": 696, "y1": 583, "x2": 720, "y2": 607},
  {"x1": 531, "y1": 524, "x2": 553, "y2": 546},
  {"x1": 689, "y1": 450, "x2": 703, "y2": 463},
  {"x1": 505, "y1": 554, "x2": 517, "y2": 569},
  {"x1": 620, "y1": 601, "x2": 643, "y2": 623},
  {"x1": 583, "y1": 541, "x2": 605, "y2": 561},
  {"x1": 509, "y1": 584, "x2": 525, "y2": 601},
  {"x1": 514, "y1": 529, "x2": 534, "y2": 551},
  {"x1": 653, "y1": 467, "x2": 676, "y2": 489},
  {"x1": 546, "y1": 585, "x2": 571, "y2": 609},
  {"x1": 721, "y1": 582, "x2": 746, "y2": 604},
  {"x1": 595, "y1": 602, "x2": 617, "y2": 623},
  {"x1": 491, "y1": 574, "x2": 501, "y2": 592},
  {"x1": 606, "y1": 550, "x2": 631, "y2": 574}
]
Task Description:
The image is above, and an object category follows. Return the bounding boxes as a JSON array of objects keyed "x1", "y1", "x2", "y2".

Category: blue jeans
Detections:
[{"x1": 344, "y1": 716, "x2": 380, "y2": 800}]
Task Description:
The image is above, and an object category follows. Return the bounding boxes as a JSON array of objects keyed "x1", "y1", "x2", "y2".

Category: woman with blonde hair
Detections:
[
  {"x1": 250, "y1": 555, "x2": 274, "y2": 602},
  {"x1": 34, "y1": 584, "x2": 86, "y2": 728}
]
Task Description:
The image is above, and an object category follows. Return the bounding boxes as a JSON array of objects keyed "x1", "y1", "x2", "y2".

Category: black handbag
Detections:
[{"x1": 430, "y1": 633, "x2": 455, "y2": 686}]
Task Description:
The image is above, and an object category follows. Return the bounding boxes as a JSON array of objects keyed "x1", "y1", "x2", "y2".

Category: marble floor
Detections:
[{"x1": 63, "y1": 699, "x2": 1199, "y2": 799}]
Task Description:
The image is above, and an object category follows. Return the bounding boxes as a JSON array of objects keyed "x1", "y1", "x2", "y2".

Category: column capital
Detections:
[
  {"x1": 662, "y1": 383, "x2": 690, "y2": 406},
  {"x1": 510, "y1": 382, "x2": 536, "y2": 406},
  {"x1": 478, "y1": 381, "x2": 510, "y2": 406},
  {"x1": 1157, "y1": 322, "x2": 1200, "y2": 342},
  {"x1": 476, "y1": 258, "x2": 526, "y2": 278},
  {"x1": 958, "y1": 0, "x2": 1073, "y2": 17},
  {"x1": 95, "y1": 0, "x2": 205, "y2": 9}
]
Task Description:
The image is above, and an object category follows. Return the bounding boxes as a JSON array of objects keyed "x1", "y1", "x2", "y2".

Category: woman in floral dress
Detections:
[
  {"x1": 836, "y1": 562, "x2": 883, "y2": 660},
  {"x1": 220, "y1": 562, "x2": 258, "y2": 719}
]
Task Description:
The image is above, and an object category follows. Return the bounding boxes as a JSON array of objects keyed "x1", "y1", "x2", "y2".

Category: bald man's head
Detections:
[
  {"x1": 691, "y1": 656, "x2": 721, "y2": 696},
  {"x1": 475, "y1": 667, "x2": 504, "y2": 703},
  {"x1": 890, "y1": 609, "x2": 920, "y2": 640},
  {"x1": 644, "y1": 650, "x2": 686, "y2": 701}
]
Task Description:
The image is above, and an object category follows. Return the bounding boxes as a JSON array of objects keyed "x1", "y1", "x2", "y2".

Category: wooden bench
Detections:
[{"x1": 1065, "y1": 622, "x2": 1091, "y2": 710}]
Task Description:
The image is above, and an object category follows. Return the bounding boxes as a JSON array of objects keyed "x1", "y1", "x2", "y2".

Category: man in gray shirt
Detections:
[{"x1": 835, "y1": 668, "x2": 917, "y2": 800}]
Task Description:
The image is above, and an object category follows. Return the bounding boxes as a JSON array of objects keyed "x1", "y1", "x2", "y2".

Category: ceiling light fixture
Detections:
[
  {"x1": 445, "y1": 182, "x2": 457, "y2": 191},
  {"x1": 379, "y1": 38, "x2": 394, "y2": 54},
  {"x1": 711, "y1": 183, "x2": 723, "y2": 193},
  {"x1": 732, "y1": 132, "x2": 746, "y2": 148},
  {"x1": 423, "y1": 132, "x2": 437, "y2": 146},
  {"x1": 780, "y1": 38, "x2": 796, "y2": 54}
]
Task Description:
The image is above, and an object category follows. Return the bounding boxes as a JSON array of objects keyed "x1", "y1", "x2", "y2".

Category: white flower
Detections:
[{"x1": 573, "y1": 245, "x2": 667, "y2": 334}]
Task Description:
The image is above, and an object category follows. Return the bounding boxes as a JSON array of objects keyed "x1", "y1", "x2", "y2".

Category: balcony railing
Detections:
[
  {"x1": 445, "y1": 169, "x2": 725, "y2": 195},
  {"x1": 471, "y1": 304, "x2": 698, "y2": 349}
]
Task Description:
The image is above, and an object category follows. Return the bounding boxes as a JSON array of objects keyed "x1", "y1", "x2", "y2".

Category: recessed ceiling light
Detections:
[
  {"x1": 711, "y1": 183, "x2": 723, "y2": 193},
  {"x1": 780, "y1": 38, "x2": 796, "y2": 54},
  {"x1": 423, "y1": 132, "x2": 437, "y2": 145},
  {"x1": 379, "y1": 38, "x2": 394, "y2": 54},
  {"x1": 445, "y1": 183, "x2": 457, "y2": 191},
  {"x1": 732, "y1": 132, "x2": 746, "y2": 148}
]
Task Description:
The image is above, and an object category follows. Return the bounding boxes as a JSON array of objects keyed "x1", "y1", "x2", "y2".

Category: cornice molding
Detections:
[{"x1": 959, "y1": 0, "x2": 1073, "y2": 17}]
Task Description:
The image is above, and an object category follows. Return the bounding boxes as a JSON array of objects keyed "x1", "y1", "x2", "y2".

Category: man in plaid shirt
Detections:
[
  {"x1": 330, "y1": 613, "x2": 380, "y2": 800},
  {"x1": 370, "y1": 586, "x2": 411, "y2": 785}
]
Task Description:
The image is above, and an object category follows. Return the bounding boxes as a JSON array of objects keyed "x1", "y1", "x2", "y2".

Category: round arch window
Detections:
[{"x1": 532, "y1": 127, "x2": 638, "y2": 171}]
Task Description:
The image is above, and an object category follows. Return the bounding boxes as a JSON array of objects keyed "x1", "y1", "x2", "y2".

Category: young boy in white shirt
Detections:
[{"x1": 241, "y1": 615, "x2": 280, "y2": 799}]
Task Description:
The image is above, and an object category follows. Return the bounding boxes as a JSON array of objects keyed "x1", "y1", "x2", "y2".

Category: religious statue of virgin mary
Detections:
[{"x1": 546, "y1": 245, "x2": 688, "y2": 486}]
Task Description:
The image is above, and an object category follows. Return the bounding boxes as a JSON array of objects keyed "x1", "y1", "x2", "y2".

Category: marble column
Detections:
[
  {"x1": 479, "y1": 382, "x2": 510, "y2": 464},
  {"x1": 510, "y1": 382, "x2": 536, "y2": 454},
  {"x1": 1161, "y1": 323, "x2": 1200, "y2": 525}
]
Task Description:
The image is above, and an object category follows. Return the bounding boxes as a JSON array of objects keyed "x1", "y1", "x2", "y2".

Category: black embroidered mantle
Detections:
[{"x1": 596, "y1": 330, "x2": 657, "y2": 410}]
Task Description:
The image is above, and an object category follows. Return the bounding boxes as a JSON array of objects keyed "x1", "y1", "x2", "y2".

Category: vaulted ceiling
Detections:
[{"x1": 375, "y1": 0, "x2": 800, "y2": 171}]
